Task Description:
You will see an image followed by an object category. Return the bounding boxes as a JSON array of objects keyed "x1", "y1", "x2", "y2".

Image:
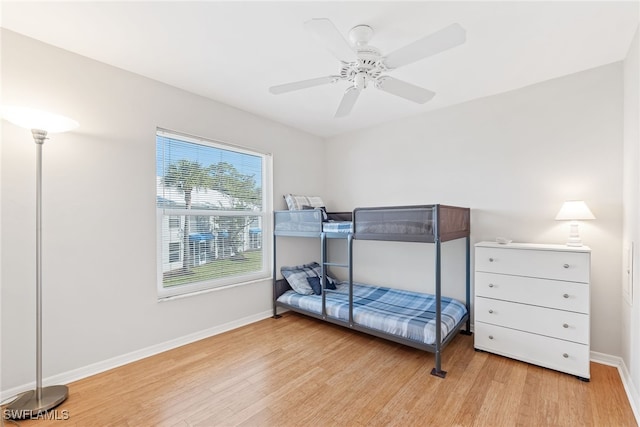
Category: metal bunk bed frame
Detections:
[{"x1": 272, "y1": 204, "x2": 471, "y2": 378}]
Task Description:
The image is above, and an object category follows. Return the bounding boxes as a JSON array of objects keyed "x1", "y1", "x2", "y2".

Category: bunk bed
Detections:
[{"x1": 273, "y1": 204, "x2": 471, "y2": 378}]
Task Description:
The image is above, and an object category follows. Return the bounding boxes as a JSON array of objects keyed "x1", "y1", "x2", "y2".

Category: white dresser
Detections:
[{"x1": 474, "y1": 242, "x2": 591, "y2": 380}]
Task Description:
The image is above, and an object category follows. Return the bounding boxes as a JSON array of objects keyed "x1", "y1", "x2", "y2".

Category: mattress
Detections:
[{"x1": 277, "y1": 282, "x2": 467, "y2": 345}]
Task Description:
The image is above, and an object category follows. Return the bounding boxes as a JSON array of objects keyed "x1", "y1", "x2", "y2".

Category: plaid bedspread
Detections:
[{"x1": 277, "y1": 282, "x2": 467, "y2": 345}]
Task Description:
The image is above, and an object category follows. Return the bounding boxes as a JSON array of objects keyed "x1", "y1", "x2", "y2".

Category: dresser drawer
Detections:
[
  {"x1": 475, "y1": 297, "x2": 589, "y2": 344},
  {"x1": 475, "y1": 272, "x2": 589, "y2": 313},
  {"x1": 475, "y1": 247, "x2": 589, "y2": 283},
  {"x1": 475, "y1": 322, "x2": 590, "y2": 378}
]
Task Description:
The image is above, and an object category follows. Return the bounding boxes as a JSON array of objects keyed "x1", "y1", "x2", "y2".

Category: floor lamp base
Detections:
[{"x1": 5, "y1": 385, "x2": 68, "y2": 419}]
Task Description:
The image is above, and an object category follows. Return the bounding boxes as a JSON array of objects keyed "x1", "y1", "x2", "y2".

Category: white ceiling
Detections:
[{"x1": 1, "y1": 1, "x2": 638, "y2": 138}]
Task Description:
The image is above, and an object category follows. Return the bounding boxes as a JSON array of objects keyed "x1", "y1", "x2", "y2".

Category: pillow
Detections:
[
  {"x1": 281, "y1": 262, "x2": 321, "y2": 295},
  {"x1": 307, "y1": 276, "x2": 322, "y2": 295},
  {"x1": 306, "y1": 276, "x2": 337, "y2": 295},
  {"x1": 284, "y1": 194, "x2": 325, "y2": 211},
  {"x1": 309, "y1": 263, "x2": 338, "y2": 288},
  {"x1": 281, "y1": 262, "x2": 338, "y2": 295}
]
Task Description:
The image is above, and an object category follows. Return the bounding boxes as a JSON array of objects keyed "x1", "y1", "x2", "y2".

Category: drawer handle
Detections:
[
  {"x1": 563, "y1": 264, "x2": 570, "y2": 269},
  {"x1": 489, "y1": 335, "x2": 494, "y2": 340},
  {"x1": 488, "y1": 309, "x2": 494, "y2": 314},
  {"x1": 563, "y1": 293, "x2": 570, "y2": 299},
  {"x1": 489, "y1": 258, "x2": 495, "y2": 262},
  {"x1": 488, "y1": 283, "x2": 494, "y2": 288},
  {"x1": 563, "y1": 353, "x2": 569, "y2": 359},
  {"x1": 563, "y1": 323, "x2": 569, "y2": 329}
]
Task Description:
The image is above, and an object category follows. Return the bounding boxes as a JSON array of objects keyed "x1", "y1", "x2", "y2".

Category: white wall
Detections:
[
  {"x1": 622, "y1": 26, "x2": 640, "y2": 412},
  {"x1": 325, "y1": 63, "x2": 624, "y2": 356},
  {"x1": 0, "y1": 29, "x2": 325, "y2": 391}
]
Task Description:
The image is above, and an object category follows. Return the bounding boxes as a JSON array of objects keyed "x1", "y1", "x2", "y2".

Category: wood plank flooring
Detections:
[{"x1": 6, "y1": 312, "x2": 637, "y2": 426}]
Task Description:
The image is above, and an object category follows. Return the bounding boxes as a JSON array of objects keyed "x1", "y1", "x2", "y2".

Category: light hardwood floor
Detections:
[{"x1": 7, "y1": 313, "x2": 637, "y2": 426}]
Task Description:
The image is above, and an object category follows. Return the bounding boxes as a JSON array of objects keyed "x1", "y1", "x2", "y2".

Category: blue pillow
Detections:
[
  {"x1": 281, "y1": 262, "x2": 320, "y2": 295},
  {"x1": 307, "y1": 276, "x2": 322, "y2": 295},
  {"x1": 281, "y1": 261, "x2": 339, "y2": 295},
  {"x1": 306, "y1": 276, "x2": 337, "y2": 295},
  {"x1": 324, "y1": 277, "x2": 337, "y2": 290}
]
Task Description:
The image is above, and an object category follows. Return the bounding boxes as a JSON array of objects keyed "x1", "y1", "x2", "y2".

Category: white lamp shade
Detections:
[
  {"x1": 555, "y1": 200, "x2": 596, "y2": 221},
  {"x1": 1, "y1": 106, "x2": 78, "y2": 133}
]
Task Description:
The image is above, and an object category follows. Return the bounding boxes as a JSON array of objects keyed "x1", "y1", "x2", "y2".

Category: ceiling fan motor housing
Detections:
[{"x1": 338, "y1": 24, "x2": 387, "y2": 90}]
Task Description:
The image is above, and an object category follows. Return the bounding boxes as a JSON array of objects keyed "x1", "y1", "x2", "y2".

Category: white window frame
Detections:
[{"x1": 156, "y1": 128, "x2": 272, "y2": 299}]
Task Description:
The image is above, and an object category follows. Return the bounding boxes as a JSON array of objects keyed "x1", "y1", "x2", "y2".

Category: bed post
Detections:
[
  {"x1": 463, "y1": 235, "x2": 472, "y2": 334},
  {"x1": 272, "y1": 227, "x2": 281, "y2": 319},
  {"x1": 348, "y1": 232, "x2": 354, "y2": 327},
  {"x1": 321, "y1": 232, "x2": 327, "y2": 319},
  {"x1": 431, "y1": 205, "x2": 446, "y2": 378}
]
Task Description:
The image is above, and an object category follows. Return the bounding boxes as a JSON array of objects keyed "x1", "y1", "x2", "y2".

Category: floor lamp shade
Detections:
[
  {"x1": 555, "y1": 200, "x2": 595, "y2": 247},
  {"x1": 1, "y1": 106, "x2": 78, "y2": 418},
  {"x1": 1, "y1": 106, "x2": 78, "y2": 133}
]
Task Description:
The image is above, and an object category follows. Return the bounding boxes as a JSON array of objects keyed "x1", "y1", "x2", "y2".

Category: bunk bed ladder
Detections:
[{"x1": 319, "y1": 232, "x2": 354, "y2": 325}]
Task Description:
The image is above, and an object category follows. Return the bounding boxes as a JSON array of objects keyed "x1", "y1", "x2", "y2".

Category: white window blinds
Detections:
[{"x1": 156, "y1": 129, "x2": 270, "y2": 298}]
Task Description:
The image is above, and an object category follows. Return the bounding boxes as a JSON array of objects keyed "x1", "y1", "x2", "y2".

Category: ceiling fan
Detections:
[{"x1": 269, "y1": 18, "x2": 466, "y2": 118}]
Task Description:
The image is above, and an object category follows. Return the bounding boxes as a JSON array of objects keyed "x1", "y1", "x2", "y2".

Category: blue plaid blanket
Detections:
[{"x1": 278, "y1": 282, "x2": 467, "y2": 345}]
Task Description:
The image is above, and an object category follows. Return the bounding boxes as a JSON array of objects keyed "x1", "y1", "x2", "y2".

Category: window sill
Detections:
[{"x1": 157, "y1": 276, "x2": 273, "y2": 302}]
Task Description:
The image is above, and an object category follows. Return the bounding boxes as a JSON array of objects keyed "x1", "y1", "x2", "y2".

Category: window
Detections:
[
  {"x1": 156, "y1": 129, "x2": 271, "y2": 298},
  {"x1": 168, "y1": 242, "x2": 181, "y2": 263},
  {"x1": 168, "y1": 216, "x2": 180, "y2": 229}
]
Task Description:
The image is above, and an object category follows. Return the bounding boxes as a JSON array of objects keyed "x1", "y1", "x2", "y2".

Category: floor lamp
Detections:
[{"x1": 1, "y1": 106, "x2": 78, "y2": 417}]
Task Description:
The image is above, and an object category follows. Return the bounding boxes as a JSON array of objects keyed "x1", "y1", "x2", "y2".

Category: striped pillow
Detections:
[
  {"x1": 284, "y1": 194, "x2": 325, "y2": 211},
  {"x1": 281, "y1": 262, "x2": 338, "y2": 295}
]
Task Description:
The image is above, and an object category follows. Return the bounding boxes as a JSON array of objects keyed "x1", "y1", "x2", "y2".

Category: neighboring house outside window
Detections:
[{"x1": 156, "y1": 129, "x2": 271, "y2": 299}]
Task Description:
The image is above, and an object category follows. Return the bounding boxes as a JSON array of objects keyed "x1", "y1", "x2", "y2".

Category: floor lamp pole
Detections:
[
  {"x1": 6, "y1": 130, "x2": 69, "y2": 418},
  {"x1": 35, "y1": 130, "x2": 44, "y2": 403}
]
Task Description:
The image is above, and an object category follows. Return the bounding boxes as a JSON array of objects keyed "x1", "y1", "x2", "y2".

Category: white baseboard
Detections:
[
  {"x1": 1, "y1": 310, "x2": 273, "y2": 402},
  {"x1": 591, "y1": 351, "x2": 640, "y2": 425}
]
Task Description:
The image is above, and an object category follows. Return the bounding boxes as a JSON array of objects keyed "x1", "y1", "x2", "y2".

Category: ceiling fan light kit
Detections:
[{"x1": 269, "y1": 18, "x2": 466, "y2": 118}]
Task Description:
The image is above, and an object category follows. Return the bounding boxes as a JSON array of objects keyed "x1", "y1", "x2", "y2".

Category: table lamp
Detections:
[{"x1": 555, "y1": 200, "x2": 595, "y2": 247}]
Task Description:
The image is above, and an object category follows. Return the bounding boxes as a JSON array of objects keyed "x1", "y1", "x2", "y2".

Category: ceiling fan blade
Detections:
[
  {"x1": 384, "y1": 23, "x2": 466, "y2": 69},
  {"x1": 305, "y1": 18, "x2": 355, "y2": 63},
  {"x1": 269, "y1": 76, "x2": 338, "y2": 94},
  {"x1": 376, "y1": 76, "x2": 435, "y2": 104},
  {"x1": 335, "y1": 86, "x2": 361, "y2": 118}
]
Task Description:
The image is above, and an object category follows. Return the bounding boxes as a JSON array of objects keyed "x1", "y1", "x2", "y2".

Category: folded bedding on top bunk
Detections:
[
  {"x1": 277, "y1": 283, "x2": 467, "y2": 345},
  {"x1": 321, "y1": 221, "x2": 353, "y2": 233}
]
